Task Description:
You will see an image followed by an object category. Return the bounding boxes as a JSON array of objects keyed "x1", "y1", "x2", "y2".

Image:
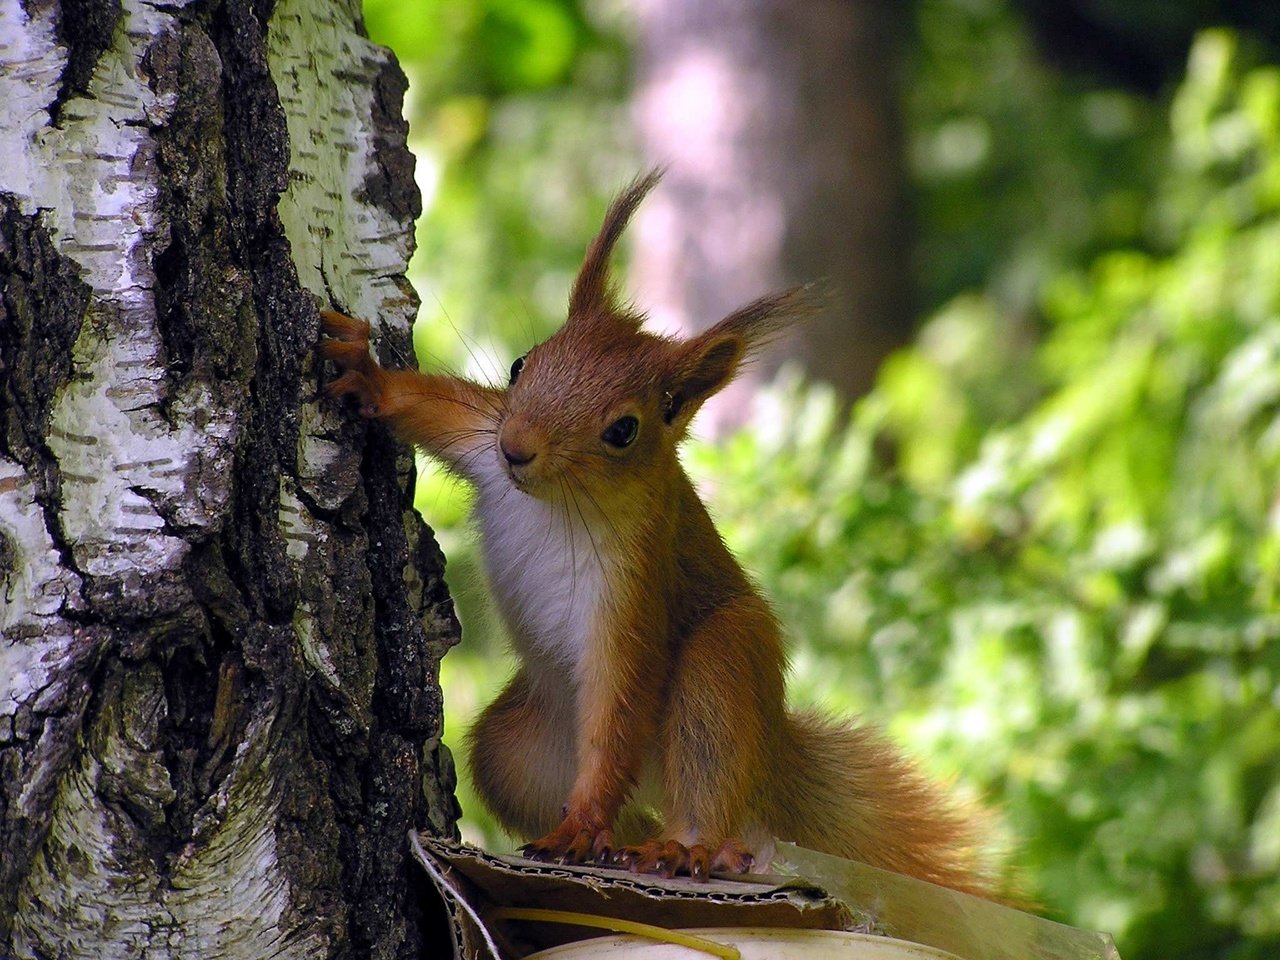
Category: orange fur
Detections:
[
  {"x1": 319, "y1": 311, "x2": 502, "y2": 477},
  {"x1": 320, "y1": 172, "x2": 1004, "y2": 897}
]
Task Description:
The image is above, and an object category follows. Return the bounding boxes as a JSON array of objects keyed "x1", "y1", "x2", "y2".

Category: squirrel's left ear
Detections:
[
  {"x1": 666, "y1": 286, "x2": 812, "y2": 427},
  {"x1": 569, "y1": 169, "x2": 663, "y2": 324}
]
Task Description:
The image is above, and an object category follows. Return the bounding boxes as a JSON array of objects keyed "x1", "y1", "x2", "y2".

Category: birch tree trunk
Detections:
[{"x1": 0, "y1": 0, "x2": 461, "y2": 956}]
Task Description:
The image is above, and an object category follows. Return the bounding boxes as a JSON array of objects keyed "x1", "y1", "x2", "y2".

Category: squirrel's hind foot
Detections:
[
  {"x1": 520, "y1": 820, "x2": 615, "y2": 867},
  {"x1": 614, "y1": 837, "x2": 753, "y2": 880}
]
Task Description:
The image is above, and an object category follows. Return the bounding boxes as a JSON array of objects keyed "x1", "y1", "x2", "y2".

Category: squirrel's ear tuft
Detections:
[
  {"x1": 568, "y1": 169, "x2": 664, "y2": 323},
  {"x1": 667, "y1": 286, "x2": 814, "y2": 424}
]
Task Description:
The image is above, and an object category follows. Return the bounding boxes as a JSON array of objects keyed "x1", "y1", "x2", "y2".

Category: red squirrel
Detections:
[{"x1": 321, "y1": 172, "x2": 997, "y2": 895}]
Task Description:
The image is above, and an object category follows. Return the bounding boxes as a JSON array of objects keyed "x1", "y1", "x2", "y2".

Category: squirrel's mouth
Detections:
[
  {"x1": 501, "y1": 455, "x2": 547, "y2": 495},
  {"x1": 503, "y1": 463, "x2": 568, "y2": 502},
  {"x1": 497, "y1": 419, "x2": 548, "y2": 493}
]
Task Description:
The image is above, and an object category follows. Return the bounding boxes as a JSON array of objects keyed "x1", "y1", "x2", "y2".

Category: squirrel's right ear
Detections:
[{"x1": 666, "y1": 286, "x2": 811, "y2": 428}]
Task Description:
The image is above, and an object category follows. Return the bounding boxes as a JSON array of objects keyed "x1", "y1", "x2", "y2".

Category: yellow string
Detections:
[{"x1": 491, "y1": 906, "x2": 742, "y2": 960}]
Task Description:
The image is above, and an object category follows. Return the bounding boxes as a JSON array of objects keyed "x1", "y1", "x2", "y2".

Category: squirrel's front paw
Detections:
[
  {"x1": 521, "y1": 816, "x2": 615, "y2": 866},
  {"x1": 319, "y1": 309, "x2": 382, "y2": 416}
]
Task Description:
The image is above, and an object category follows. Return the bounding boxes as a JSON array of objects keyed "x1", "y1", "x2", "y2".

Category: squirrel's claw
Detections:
[
  {"x1": 710, "y1": 838, "x2": 754, "y2": 874},
  {"x1": 323, "y1": 371, "x2": 380, "y2": 417},
  {"x1": 620, "y1": 839, "x2": 687, "y2": 878},
  {"x1": 517, "y1": 841, "x2": 552, "y2": 862},
  {"x1": 687, "y1": 844, "x2": 712, "y2": 880},
  {"x1": 319, "y1": 308, "x2": 371, "y2": 341}
]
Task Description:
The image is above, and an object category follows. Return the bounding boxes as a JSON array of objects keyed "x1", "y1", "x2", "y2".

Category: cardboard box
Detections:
[
  {"x1": 411, "y1": 833, "x2": 1120, "y2": 960},
  {"x1": 413, "y1": 834, "x2": 856, "y2": 959}
]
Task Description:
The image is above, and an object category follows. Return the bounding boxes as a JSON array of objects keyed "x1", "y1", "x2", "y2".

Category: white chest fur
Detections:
[{"x1": 475, "y1": 481, "x2": 607, "y2": 671}]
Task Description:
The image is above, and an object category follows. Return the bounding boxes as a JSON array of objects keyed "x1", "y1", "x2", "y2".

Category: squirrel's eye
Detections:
[
  {"x1": 509, "y1": 355, "x2": 526, "y2": 385},
  {"x1": 602, "y1": 415, "x2": 639, "y2": 449}
]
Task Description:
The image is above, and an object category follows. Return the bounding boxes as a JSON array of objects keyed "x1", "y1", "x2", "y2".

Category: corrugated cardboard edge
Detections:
[{"x1": 411, "y1": 832, "x2": 863, "y2": 959}]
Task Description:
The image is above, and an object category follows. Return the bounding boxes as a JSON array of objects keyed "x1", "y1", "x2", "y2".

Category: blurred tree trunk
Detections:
[
  {"x1": 0, "y1": 0, "x2": 460, "y2": 957},
  {"x1": 632, "y1": 0, "x2": 913, "y2": 415}
]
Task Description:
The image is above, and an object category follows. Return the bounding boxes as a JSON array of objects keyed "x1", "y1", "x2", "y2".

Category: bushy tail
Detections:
[{"x1": 769, "y1": 710, "x2": 1000, "y2": 899}]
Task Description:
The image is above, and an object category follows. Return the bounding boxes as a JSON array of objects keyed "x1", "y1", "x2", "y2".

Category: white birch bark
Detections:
[{"x1": 0, "y1": 0, "x2": 457, "y2": 955}]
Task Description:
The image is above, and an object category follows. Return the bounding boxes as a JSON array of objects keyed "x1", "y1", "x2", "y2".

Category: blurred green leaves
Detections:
[
  {"x1": 364, "y1": 0, "x2": 634, "y2": 382},
  {"x1": 479, "y1": 0, "x2": 582, "y2": 91},
  {"x1": 908, "y1": 0, "x2": 1163, "y2": 315},
  {"x1": 364, "y1": 5, "x2": 1279, "y2": 958},
  {"x1": 693, "y1": 32, "x2": 1280, "y2": 958},
  {"x1": 364, "y1": 0, "x2": 588, "y2": 94}
]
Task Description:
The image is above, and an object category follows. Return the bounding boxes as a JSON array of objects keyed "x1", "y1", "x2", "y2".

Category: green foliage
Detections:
[
  {"x1": 368, "y1": 5, "x2": 1279, "y2": 957},
  {"x1": 907, "y1": 0, "x2": 1164, "y2": 314},
  {"x1": 693, "y1": 32, "x2": 1280, "y2": 959},
  {"x1": 364, "y1": 0, "x2": 635, "y2": 384},
  {"x1": 364, "y1": 0, "x2": 591, "y2": 94}
]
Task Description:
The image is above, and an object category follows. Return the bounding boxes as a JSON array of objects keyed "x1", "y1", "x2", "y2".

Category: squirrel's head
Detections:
[{"x1": 494, "y1": 171, "x2": 808, "y2": 512}]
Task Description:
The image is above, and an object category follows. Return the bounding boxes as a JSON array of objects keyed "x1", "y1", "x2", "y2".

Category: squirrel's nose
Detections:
[
  {"x1": 501, "y1": 437, "x2": 536, "y2": 466},
  {"x1": 499, "y1": 417, "x2": 541, "y2": 469}
]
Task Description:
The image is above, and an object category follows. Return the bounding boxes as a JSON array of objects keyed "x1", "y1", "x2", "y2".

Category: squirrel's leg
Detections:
[
  {"x1": 521, "y1": 623, "x2": 665, "y2": 866},
  {"x1": 468, "y1": 669, "x2": 576, "y2": 839},
  {"x1": 618, "y1": 595, "x2": 786, "y2": 879},
  {"x1": 319, "y1": 309, "x2": 503, "y2": 478}
]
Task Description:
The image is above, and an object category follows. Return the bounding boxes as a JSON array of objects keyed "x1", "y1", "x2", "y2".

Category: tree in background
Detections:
[
  {"x1": 0, "y1": 0, "x2": 457, "y2": 955},
  {"x1": 631, "y1": 0, "x2": 913, "y2": 412}
]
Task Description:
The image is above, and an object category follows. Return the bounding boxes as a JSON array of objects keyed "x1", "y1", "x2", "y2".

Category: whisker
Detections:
[
  {"x1": 408, "y1": 391, "x2": 504, "y2": 425},
  {"x1": 515, "y1": 297, "x2": 542, "y2": 348},
  {"x1": 554, "y1": 444, "x2": 668, "y2": 503},
  {"x1": 411, "y1": 428, "x2": 496, "y2": 462},
  {"x1": 453, "y1": 442, "x2": 496, "y2": 481},
  {"x1": 426, "y1": 427, "x2": 498, "y2": 447},
  {"x1": 439, "y1": 299, "x2": 508, "y2": 388},
  {"x1": 557, "y1": 476, "x2": 581, "y2": 626},
  {"x1": 563, "y1": 469, "x2": 608, "y2": 577}
]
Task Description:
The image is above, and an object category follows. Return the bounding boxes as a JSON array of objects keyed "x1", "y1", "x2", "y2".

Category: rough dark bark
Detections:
[
  {"x1": 632, "y1": 0, "x2": 913, "y2": 415},
  {"x1": 0, "y1": 0, "x2": 460, "y2": 956}
]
